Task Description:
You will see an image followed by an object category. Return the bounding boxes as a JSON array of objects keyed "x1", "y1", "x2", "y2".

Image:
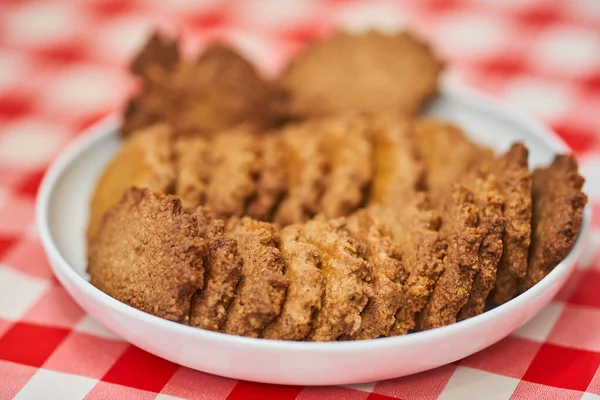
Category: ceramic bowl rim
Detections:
[{"x1": 35, "y1": 80, "x2": 592, "y2": 353}]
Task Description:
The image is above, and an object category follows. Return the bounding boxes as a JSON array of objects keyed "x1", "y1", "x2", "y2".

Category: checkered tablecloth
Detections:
[{"x1": 1, "y1": 0, "x2": 600, "y2": 399}]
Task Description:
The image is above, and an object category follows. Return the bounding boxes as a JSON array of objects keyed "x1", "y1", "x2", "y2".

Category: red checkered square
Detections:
[
  {"x1": 522, "y1": 343, "x2": 600, "y2": 391},
  {"x1": 583, "y1": 70, "x2": 600, "y2": 92},
  {"x1": 88, "y1": 0, "x2": 137, "y2": 19},
  {"x1": 227, "y1": 381, "x2": 304, "y2": 400},
  {"x1": 14, "y1": 168, "x2": 48, "y2": 198},
  {"x1": 473, "y1": 54, "x2": 526, "y2": 82},
  {"x1": 0, "y1": 322, "x2": 69, "y2": 367},
  {"x1": 373, "y1": 363, "x2": 456, "y2": 400},
  {"x1": 367, "y1": 394, "x2": 403, "y2": 400},
  {"x1": 85, "y1": 381, "x2": 159, "y2": 400},
  {"x1": 568, "y1": 270, "x2": 600, "y2": 308},
  {"x1": 553, "y1": 123, "x2": 600, "y2": 156},
  {"x1": 0, "y1": 235, "x2": 18, "y2": 259},
  {"x1": 35, "y1": 41, "x2": 92, "y2": 66},
  {"x1": 297, "y1": 386, "x2": 370, "y2": 400},
  {"x1": 0, "y1": 360, "x2": 38, "y2": 399},
  {"x1": 511, "y1": 381, "x2": 584, "y2": 400},
  {"x1": 2, "y1": 238, "x2": 55, "y2": 279},
  {"x1": 0, "y1": 167, "x2": 30, "y2": 192},
  {"x1": 101, "y1": 346, "x2": 179, "y2": 393},
  {"x1": 0, "y1": 93, "x2": 34, "y2": 121},
  {"x1": 516, "y1": 3, "x2": 566, "y2": 29},
  {"x1": 21, "y1": 285, "x2": 85, "y2": 329},
  {"x1": 460, "y1": 336, "x2": 541, "y2": 379},
  {"x1": 43, "y1": 332, "x2": 127, "y2": 379},
  {"x1": 0, "y1": 193, "x2": 35, "y2": 236},
  {"x1": 547, "y1": 305, "x2": 600, "y2": 352},
  {"x1": 161, "y1": 367, "x2": 237, "y2": 400}
]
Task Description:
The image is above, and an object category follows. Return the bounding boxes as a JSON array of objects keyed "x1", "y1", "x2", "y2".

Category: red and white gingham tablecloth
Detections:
[{"x1": 1, "y1": 0, "x2": 600, "y2": 399}]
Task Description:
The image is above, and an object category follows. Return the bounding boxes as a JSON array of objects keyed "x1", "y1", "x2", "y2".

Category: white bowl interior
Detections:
[
  {"x1": 48, "y1": 121, "x2": 120, "y2": 278},
  {"x1": 37, "y1": 83, "x2": 591, "y2": 385}
]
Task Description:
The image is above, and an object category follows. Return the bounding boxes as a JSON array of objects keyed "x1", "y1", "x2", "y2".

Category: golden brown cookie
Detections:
[
  {"x1": 368, "y1": 114, "x2": 423, "y2": 205},
  {"x1": 221, "y1": 217, "x2": 288, "y2": 337},
  {"x1": 245, "y1": 133, "x2": 287, "y2": 221},
  {"x1": 345, "y1": 210, "x2": 404, "y2": 340},
  {"x1": 261, "y1": 225, "x2": 325, "y2": 340},
  {"x1": 121, "y1": 85, "x2": 169, "y2": 137},
  {"x1": 275, "y1": 122, "x2": 328, "y2": 226},
  {"x1": 87, "y1": 124, "x2": 175, "y2": 243},
  {"x1": 458, "y1": 169, "x2": 504, "y2": 320},
  {"x1": 299, "y1": 217, "x2": 373, "y2": 341},
  {"x1": 416, "y1": 184, "x2": 483, "y2": 330},
  {"x1": 519, "y1": 155, "x2": 587, "y2": 292},
  {"x1": 174, "y1": 135, "x2": 211, "y2": 212},
  {"x1": 279, "y1": 31, "x2": 443, "y2": 118},
  {"x1": 204, "y1": 127, "x2": 260, "y2": 219},
  {"x1": 319, "y1": 115, "x2": 373, "y2": 218},
  {"x1": 88, "y1": 188, "x2": 205, "y2": 323},
  {"x1": 413, "y1": 119, "x2": 493, "y2": 206},
  {"x1": 172, "y1": 46, "x2": 284, "y2": 135},
  {"x1": 489, "y1": 143, "x2": 532, "y2": 305},
  {"x1": 123, "y1": 43, "x2": 284, "y2": 137},
  {"x1": 369, "y1": 196, "x2": 445, "y2": 336},
  {"x1": 189, "y1": 207, "x2": 243, "y2": 332}
]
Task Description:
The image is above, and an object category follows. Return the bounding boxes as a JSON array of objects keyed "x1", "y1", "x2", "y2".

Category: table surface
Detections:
[{"x1": 1, "y1": 0, "x2": 600, "y2": 399}]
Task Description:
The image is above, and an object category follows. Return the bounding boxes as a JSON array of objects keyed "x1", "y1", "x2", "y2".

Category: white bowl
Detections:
[{"x1": 36, "y1": 81, "x2": 591, "y2": 386}]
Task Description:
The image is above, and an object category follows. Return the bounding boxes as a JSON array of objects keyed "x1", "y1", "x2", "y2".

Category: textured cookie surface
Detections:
[
  {"x1": 87, "y1": 124, "x2": 175, "y2": 242},
  {"x1": 519, "y1": 155, "x2": 587, "y2": 292},
  {"x1": 89, "y1": 188, "x2": 205, "y2": 323},
  {"x1": 279, "y1": 31, "x2": 443, "y2": 118}
]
